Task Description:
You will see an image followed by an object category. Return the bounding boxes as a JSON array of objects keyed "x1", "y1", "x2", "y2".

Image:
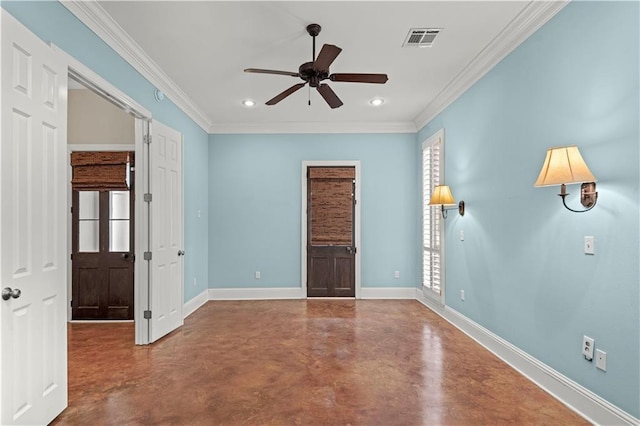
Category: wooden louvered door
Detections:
[{"x1": 307, "y1": 167, "x2": 356, "y2": 297}]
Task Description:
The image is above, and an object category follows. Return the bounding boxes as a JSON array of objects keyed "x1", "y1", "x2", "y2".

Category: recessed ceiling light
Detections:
[
  {"x1": 242, "y1": 99, "x2": 255, "y2": 107},
  {"x1": 370, "y1": 98, "x2": 384, "y2": 106}
]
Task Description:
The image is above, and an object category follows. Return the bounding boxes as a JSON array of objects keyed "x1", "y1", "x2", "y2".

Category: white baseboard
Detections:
[
  {"x1": 183, "y1": 289, "x2": 209, "y2": 318},
  {"x1": 208, "y1": 287, "x2": 304, "y2": 300},
  {"x1": 360, "y1": 287, "x2": 418, "y2": 299},
  {"x1": 416, "y1": 292, "x2": 638, "y2": 426}
]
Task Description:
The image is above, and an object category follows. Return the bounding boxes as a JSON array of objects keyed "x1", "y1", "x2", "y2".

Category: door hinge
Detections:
[
  {"x1": 70, "y1": 206, "x2": 73, "y2": 214},
  {"x1": 70, "y1": 253, "x2": 73, "y2": 260},
  {"x1": 143, "y1": 134, "x2": 152, "y2": 144},
  {"x1": 143, "y1": 310, "x2": 152, "y2": 319},
  {"x1": 353, "y1": 247, "x2": 357, "y2": 254},
  {"x1": 143, "y1": 251, "x2": 152, "y2": 261},
  {"x1": 70, "y1": 300, "x2": 73, "y2": 307},
  {"x1": 143, "y1": 193, "x2": 152, "y2": 202}
]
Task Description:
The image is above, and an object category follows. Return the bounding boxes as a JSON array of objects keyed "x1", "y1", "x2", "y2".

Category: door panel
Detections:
[
  {"x1": 149, "y1": 121, "x2": 183, "y2": 343},
  {"x1": 307, "y1": 167, "x2": 356, "y2": 297},
  {"x1": 1, "y1": 10, "x2": 68, "y2": 425},
  {"x1": 72, "y1": 184, "x2": 134, "y2": 320}
]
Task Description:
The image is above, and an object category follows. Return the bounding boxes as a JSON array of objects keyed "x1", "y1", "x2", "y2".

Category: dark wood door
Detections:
[
  {"x1": 307, "y1": 167, "x2": 356, "y2": 297},
  {"x1": 72, "y1": 185, "x2": 134, "y2": 320}
]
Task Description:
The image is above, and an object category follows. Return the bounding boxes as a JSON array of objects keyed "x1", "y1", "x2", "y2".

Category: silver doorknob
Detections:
[
  {"x1": 177, "y1": 250, "x2": 185, "y2": 256},
  {"x1": 2, "y1": 287, "x2": 21, "y2": 301}
]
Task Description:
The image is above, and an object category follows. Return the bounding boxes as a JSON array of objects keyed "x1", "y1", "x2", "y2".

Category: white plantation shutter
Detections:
[{"x1": 422, "y1": 132, "x2": 443, "y2": 295}]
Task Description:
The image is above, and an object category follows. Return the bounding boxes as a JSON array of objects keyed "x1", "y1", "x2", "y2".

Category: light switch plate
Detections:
[
  {"x1": 584, "y1": 236, "x2": 595, "y2": 255},
  {"x1": 596, "y1": 349, "x2": 607, "y2": 371}
]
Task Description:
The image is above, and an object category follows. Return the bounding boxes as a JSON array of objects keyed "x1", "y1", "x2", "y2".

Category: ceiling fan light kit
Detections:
[{"x1": 244, "y1": 23, "x2": 388, "y2": 109}]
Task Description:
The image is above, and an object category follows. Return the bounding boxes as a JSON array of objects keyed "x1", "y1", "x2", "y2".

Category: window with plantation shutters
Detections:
[{"x1": 422, "y1": 130, "x2": 444, "y2": 297}]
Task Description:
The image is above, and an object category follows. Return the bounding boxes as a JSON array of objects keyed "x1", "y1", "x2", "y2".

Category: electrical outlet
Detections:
[
  {"x1": 460, "y1": 290, "x2": 465, "y2": 301},
  {"x1": 596, "y1": 349, "x2": 607, "y2": 371},
  {"x1": 394, "y1": 270, "x2": 400, "y2": 279},
  {"x1": 255, "y1": 271, "x2": 261, "y2": 279},
  {"x1": 582, "y1": 335, "x2": 595, "y2": 361}
]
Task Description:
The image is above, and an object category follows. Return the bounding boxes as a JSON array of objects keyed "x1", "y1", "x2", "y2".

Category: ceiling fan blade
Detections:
[
  {"x1": 266, "y1": 83, "x2": 307, "y2": 105},
  {"x1": 316, "y1": 84, "x2": 343, "y2": 109},
  {"x1": 244, "y1": 68, "x2": 300, "y2": 78},
  {"x1": 329, "y1": 73, "x2": 389, "y2": 84},
  {"x1": 313, "y1": 44, "x2": 342, "y2": 73}
]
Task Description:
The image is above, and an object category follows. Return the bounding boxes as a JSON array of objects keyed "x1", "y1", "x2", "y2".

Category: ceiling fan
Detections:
[{"x1": 244, "y1": 23, "x2": 388, "y2": 109}]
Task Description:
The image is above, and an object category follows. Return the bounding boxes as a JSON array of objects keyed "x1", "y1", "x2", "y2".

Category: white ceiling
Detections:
[{"x1": 70, "y1": 1, "x2": 567, "y2": 133}]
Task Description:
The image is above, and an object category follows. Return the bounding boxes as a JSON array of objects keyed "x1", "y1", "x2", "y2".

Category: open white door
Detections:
[
  {"x1": 148, "y1": 120, "x2": 184, "y2": 342},
  {"x1": 0, "y1": 10, "x2": 68, "y2": 425}
]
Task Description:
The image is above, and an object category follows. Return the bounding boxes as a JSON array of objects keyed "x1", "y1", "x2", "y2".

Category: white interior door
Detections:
[
  {"x1": 148, "y1": 120, "x2": 184, "y2": 342},
  {"x1": 0, "y1": 10, "x2": 68, "y2": 425}
]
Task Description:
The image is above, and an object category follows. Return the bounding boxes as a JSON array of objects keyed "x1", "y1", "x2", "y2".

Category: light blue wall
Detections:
[
  {"x1": 418, "y1": 1, "x2": 639, "y2": 417},
  {"x1": 1, "y1": 1, "x2": 210, "y2": 303},
  {"x1": 208, "y1": 133, "x2": 420, "y2": 289}
]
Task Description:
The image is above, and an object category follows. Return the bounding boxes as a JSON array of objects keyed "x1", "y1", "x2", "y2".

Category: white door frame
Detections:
[
  {"x1": 52, "y1": 45, "x2": 154, "y2": 344},
  {"x1": 301, "y1": 160, "x2": 361, "y2": 299}
]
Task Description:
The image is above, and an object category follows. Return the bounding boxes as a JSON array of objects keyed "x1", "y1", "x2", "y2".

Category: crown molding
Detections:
[
  {"x1": 413, "y1": 0, "x2": 569, "y2": 131},
  {"x1": 209, "y1": 121, "x2": 417, "y2": 134},
  {"x1": 60, "y1": 0, "x2": 212, "y2": 132}
]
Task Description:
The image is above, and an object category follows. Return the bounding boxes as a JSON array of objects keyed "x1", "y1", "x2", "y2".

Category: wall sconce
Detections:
[
  {"x1": 534, "y1": 145, "x2": 598, "y2": 213},
  {"x1": 429, "y1": 185, "x2": 465, "y2": 219}
]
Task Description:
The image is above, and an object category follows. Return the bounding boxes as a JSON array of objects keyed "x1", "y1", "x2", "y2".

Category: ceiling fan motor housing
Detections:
[{"x1": 299, "y1": 62, "x2": 329, "y2": 87}]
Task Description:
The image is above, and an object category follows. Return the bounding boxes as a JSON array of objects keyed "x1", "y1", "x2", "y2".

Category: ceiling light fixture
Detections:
[
  {"x1": 242, "y1": 99, "x2": 255, "y2": 107},
  {"x1": 370, "y1": 98, "x2": 384, "y2": 106}
]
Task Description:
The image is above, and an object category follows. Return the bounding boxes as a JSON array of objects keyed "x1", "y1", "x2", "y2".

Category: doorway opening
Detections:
[
  {"x1": 67, "y1": 76, "x2": 138, "y2": 321},
  {"x1": 301, "y1": 161, "x2": 361, "y2": 298},
  {"x1": 60, "y1": 53, "x2": 153, "y2": 343}
]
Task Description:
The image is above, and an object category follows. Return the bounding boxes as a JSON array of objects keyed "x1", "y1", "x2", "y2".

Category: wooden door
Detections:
[
  {"x1": 307, "y1": 167, "x2": 356, "y2": 297},
  {"x1": 149, "y1": 120, "x2": 184, "y2": 342},
  {"x1": 0, "y1": 10, "x2": 68, "y2": 424},
  {"x1": 72, "y1": 186, "x2": 134, "y2": 320}
]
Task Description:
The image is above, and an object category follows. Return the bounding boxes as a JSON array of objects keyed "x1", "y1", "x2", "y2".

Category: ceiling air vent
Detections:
[{"x1": 403, "y1": 28, "x2": 441, "y2": 48}]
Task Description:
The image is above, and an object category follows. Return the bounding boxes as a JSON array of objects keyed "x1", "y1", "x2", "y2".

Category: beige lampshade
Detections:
[
  {"x1": 429, "y1": 185, "x2": 456, "y2": 206},
  {"x1": 534, "y1": 146, "x2": 597, "y2": 187}
]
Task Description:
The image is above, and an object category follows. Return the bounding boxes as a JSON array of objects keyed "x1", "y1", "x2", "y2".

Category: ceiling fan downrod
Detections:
[{"x1": 307, "y1": 24, "x2": 321, "y2": 62}]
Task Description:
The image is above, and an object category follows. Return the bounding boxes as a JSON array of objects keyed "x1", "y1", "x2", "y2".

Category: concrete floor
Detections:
[{"x1": 52, "y1": 299, "x2": 587, "y2": 425}]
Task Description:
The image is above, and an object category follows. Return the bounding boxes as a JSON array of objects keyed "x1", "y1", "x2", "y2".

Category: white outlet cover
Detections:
[{"x1": 582, "y1": 335, "x2": 595, "y2": 360}]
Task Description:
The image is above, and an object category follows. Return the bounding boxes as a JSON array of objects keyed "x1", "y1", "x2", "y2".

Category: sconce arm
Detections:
[{"x1": 558, "y1": 183, "x2": 598, "y2": 213}]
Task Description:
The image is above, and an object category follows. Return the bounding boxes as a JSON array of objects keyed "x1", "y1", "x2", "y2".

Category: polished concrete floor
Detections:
[{"x1": 53, "y1": 300, "x2": 588, "y2": 425}]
